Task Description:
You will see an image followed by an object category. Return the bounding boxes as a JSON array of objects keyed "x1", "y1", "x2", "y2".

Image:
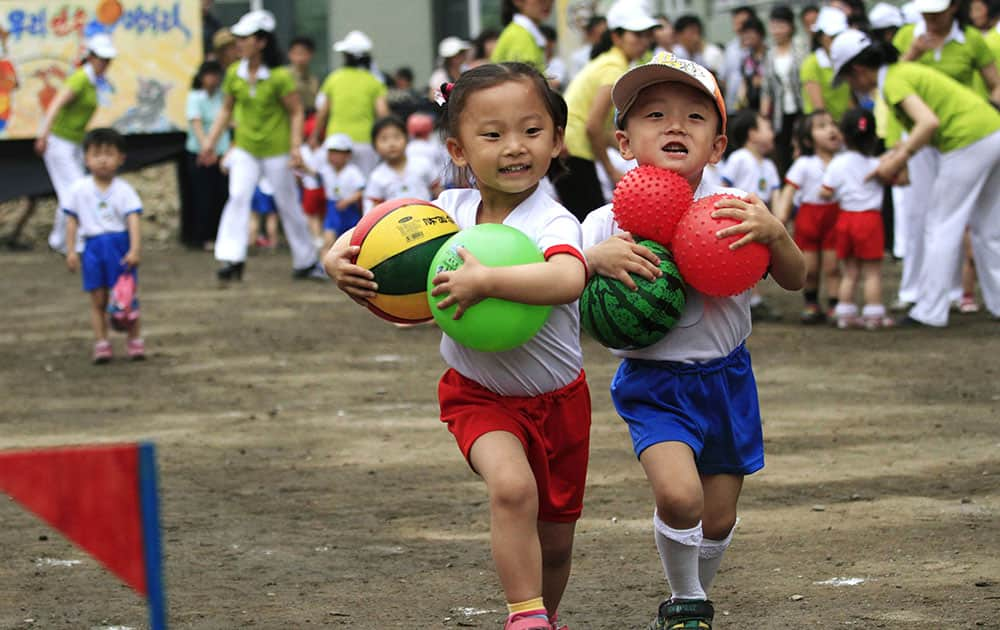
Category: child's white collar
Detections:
[{"x1": 913, "y1": 18, "x2": 964, "y2": 61}]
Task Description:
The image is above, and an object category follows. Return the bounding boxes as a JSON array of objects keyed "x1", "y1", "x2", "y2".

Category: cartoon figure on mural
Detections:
[
  {"x1": 0, "y1": 26, "x2": 18, "y2": 134},
  {"x1": 113, "y1": 77, "x2": 177, "y2": 133}
]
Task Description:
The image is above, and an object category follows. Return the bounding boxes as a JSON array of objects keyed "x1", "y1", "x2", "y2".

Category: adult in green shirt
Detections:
[
  {"x1": 200, "y1": 10, "x2": 321, "y2": 282},
  {"x1": 490, "y1": 0, "x2": 552, "y2": 73},
  {"x1": 799, "y1": 6, "x2": 853, "y2": 122},
  {"x1": 555, "y1": 1, "x2": 657, "y2": 220},
  {"x1": 833, "y1": 29, "x2": 1000, "y2": 327},
  {"x1": 34, "y1": 34, "x2": 117, "y2": 254},
  {"x1": 890, "y1": 0, "x2": 1000, "y2": 309},
  {"x1": 310, "y1": 31, "x2": 389, "y2": 176}
]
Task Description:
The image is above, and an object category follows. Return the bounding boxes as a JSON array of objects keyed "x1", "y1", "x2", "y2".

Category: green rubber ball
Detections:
[{"x1": 427, "y1": 223, "x2": 552, "y2": 352}]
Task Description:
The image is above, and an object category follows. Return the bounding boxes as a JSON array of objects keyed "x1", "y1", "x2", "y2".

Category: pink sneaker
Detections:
[
  {"x1": 92, "y1": 340, "x2": 112, "y2": 364},
  {"x1": 126, "y1": 338, "x2": 146, "y2": 360},
  {"x1": 549, "y1": 612, "x2": 568, "y2": 629},
  {"x1": 862, "y1": 315, "x2": 895, "y2": 330},
  {"x1": 504, "y1": 618, "x2": 551, "y2": 630},
  {"x1": 959, "y1": 295, "x2": 981, "y2": 314}
]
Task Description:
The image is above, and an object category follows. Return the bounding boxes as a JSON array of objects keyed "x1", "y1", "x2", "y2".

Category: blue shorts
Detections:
[
  {"x1": 610, "y1": 343, "x2": 764, "y2": 475},
  {"x1": 82, "y1": 231, "x2": 136, "y2": 292},
  {"x1": 322, "y1": 199, "x2": 361, "y2": 234},
  {"x1": 251, "y1": 187, "x2": 276, "y2": 214}
]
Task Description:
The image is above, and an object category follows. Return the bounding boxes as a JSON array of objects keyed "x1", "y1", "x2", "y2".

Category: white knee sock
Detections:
[
  {"x1": 653, "y1": 511, "x2": 706, "y2": 601},
  {"x1": 698, "y1": 523, "x2": 736, "y2": 594}
]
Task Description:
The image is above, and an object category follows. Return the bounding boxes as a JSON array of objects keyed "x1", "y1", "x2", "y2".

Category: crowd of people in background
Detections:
[{"x1": 38, "y1": 0, "x2": 1000, "y2": 364}]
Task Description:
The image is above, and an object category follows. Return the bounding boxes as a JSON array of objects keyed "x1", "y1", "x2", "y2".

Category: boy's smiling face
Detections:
[{"x1": 615, "y1": 81, "x2": 726, "y2": 188}]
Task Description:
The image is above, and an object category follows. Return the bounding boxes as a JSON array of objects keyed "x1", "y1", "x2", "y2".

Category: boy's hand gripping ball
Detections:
[
  {"x1": 671, "y1": 194, "x2": 771, "y2": 297},
  {"x1": 427, "y1": 223, "x2": 552, "y2": 352},
  {"x1": 612, "y1": 165, "x2": 694, "y2": 246}
]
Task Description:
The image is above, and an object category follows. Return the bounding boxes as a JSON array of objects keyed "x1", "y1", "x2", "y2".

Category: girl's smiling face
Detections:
[{"x1": 446, "y1": 78, "x2": 562, "y2": 203}]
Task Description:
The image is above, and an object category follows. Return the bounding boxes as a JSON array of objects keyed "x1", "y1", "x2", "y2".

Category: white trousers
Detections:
[
  {"x1": 897, "y1": 144, "x2": 938, "y2": 304},
  {"x1": 42, "y1": 134, "x2": 85, "y2": 253},
  {"x1": 214, "y1": 148, "x2": 317, "y2": 269},
  {"x1": 910, "y1": 130, "x2": 1000, "y2": 325}
]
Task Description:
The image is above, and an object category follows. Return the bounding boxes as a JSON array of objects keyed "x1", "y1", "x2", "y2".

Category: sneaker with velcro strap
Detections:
[{"x1": 649, "y1": 598, "x2": 714, "y2": 630}]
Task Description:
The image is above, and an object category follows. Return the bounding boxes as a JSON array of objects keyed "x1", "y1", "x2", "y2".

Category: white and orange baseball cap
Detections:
[{"x1": 612, "y1": 51, "x2": 727, "y2": 133}]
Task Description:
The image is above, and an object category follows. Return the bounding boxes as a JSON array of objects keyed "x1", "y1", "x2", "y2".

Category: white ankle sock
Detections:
[
  {"x1": 653, "y1": 511, "x2": 706, "y2": 601},
  {"x1": 698, "y1": 523, "x2": 736, "y2": 594}
]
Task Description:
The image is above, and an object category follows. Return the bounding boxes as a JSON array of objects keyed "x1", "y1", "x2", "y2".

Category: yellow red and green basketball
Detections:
[
  {"x1": 579, "y1": 239, "x2": 686, "y2": 350},
  {"x1": 350, "y1": 198, "x2": 459, "y2": 324}
]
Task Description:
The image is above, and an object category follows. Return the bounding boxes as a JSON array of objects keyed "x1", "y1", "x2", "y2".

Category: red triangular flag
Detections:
[{"x1": 0, "y1": 444, "x2": 147, "y2": 594}]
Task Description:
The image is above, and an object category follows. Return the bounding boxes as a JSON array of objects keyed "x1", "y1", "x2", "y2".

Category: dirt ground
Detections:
[{"x1": 1, "y1": 189, "x2": 998, "y2": 629}]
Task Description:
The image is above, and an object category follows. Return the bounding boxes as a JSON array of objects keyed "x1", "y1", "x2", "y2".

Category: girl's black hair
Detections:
[
  {"x1": 252, "y1": 30, "x2": 285, "y2": 68},
  {"x1": 725, "y1": 109, "x2": 759, "y2": 158},
  {"x1": 501, "y1": 0, "x2": 516, "y2": 25},
  {"x1": 343, "y1": 52, "x2": 373, "y2": 70},
  {"x1": 988, "y1": 0, "x2": 1000, "y2": 20},
  {"x1": 473, "y1": 28, "x2": 500, "y2": 59},
  {"x1": 769, "y1": 4, "x2": 796, "y2": 29},
  {"x1": 191, "y1": 60, "x2": 224, "y2": 90},
  {"x1": 739, "y1": 15, "x2": 767, "y2": 37},
  {"x1": 794, "y1": 109, "x2": 829, "y2": 156},
  {"x1": 838, "y1": 41, "x2": 900, "y2": 80},
  {"x1": 371, "y1": 115, "x2": 407, "y2": 144},
  {"x1": 840, "y1": 107, "x2": 878, "y2": 155},
  {"x1": 590, "y1": 27, "x2": 623, "y2": 59},
  {"x1": 440, "y1": 62, "x2": 569, "y2": 182}
]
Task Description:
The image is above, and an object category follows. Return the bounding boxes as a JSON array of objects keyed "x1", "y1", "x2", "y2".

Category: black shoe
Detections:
[
  {"x1": 649, "y1": 598, "x2": 714, "y2": 629},
  {"x1": 291, "y1": 262, "x2": 327, "y2": 281},
  {"x1": 895, "y1": 315, "x2": 928, "y2": 328},
  {"x1": 217, "y1": 261, "x2": 244, "y2": 282}
]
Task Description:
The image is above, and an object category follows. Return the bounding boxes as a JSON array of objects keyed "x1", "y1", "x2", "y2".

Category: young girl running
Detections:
[
  {"x1": 363, "y1": 116, "x2": 441, "y2": 214},
  {"x1": 325, "y1": 63, "x2": 589, "y2": 630},
  {"x1": 819, "y1": 108, "x2": 893, "y2": 329},
  {"x1": 774, "y1": 110, "x2": 843, "y2": 323}
]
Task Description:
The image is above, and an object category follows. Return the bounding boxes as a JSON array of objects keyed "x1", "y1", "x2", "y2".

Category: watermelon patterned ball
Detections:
[
  {"x1": 672, "y1": 193, "x2": 771, "y2": 297},
  {"x1": 579, "y1": 239, "x2": 686, "y2": 350},
  {"x1": 612, "y1": 165, "x2": 693, "y2": 246}
]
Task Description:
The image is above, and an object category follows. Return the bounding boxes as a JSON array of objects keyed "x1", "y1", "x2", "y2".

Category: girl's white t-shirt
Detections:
[
  {"x1": 785, "y1": 154, "x2": 830, "y2": 205},
  {"x1": 434, "y1": 186, "x2": 586, "y2": 397},
  {"x1": 821, "y1": 151, "x2": 882, "y2": 212}
]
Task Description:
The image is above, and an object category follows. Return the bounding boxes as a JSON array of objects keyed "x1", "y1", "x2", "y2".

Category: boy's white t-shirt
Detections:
[
  {"x1": 784, "y1": 154, "x2": 830, "y2": 205},
  {"x1": 364, "y1": 157, "x2": 437, "y2": 213},
  {"x1": 316, "y1": 160, "x2": 366, "y2": 203},
  {"x1": 62, "y1": 176, "x2": 143, "y2": 238},
  {"x1": 582, "y1": 178, "x2": 753, "y2": 363},
  {"x1": 434, "y1": 186, "x2": 586, "y2": 397},
  {"x1": 720, "y1": 148, "x2": 780, "y2": 202},
  {"x1": 821, "y1": 151, "x2": 882, "y2": 212}
]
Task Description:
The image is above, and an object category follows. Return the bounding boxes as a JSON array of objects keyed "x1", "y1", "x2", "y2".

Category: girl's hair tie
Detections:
[
  {"x1": 435, "y1": 82, "x2": 454, "y2": 107},
  {"x1": 858, "y1": 116, "x2": 868, "y2": 133}
]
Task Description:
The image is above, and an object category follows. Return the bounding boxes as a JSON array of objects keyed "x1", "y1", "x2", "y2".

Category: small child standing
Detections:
[
  {"x1": 363, "y1": 115, "x2": 441, "y2": 213},
  {"x1": 297, "y1": 138, "x2": 327, "y2": 249},
  {"x1": 315, "y1": 133, "x2": 365, "y2": 251},
  {"x1": 326, "y1": 63, "x2": 589, "y2": 630},
  {"x1": 583, "y1": 52, "x2": 805, "y2": 629},
  {"x1": 720, "y1": 110, "x2": 783, "y2": 321},
  {"x1": 64, "y1": 128, "x2": 145, "y2": 363},
  {"x1": 774, "y1": 110, "x2": 843, "y2": 323},
  {"x1": 820, "y1": 107, "x2": 894, "y2": 330}
]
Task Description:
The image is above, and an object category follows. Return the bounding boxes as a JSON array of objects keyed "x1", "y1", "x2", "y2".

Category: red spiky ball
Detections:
[
  {"x1": 672, "y1": 193, "x2": 771, "y2": 297},
  {"x1": 612, "y1": 165, "x2": 694, "y2": 246}
]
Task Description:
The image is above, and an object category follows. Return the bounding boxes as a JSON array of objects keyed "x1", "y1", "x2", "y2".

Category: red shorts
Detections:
[
  {"x1": 302, "y1": 188, "x2": 326, "y2": 217},
  {"x1": 835, "y1": 210, "x2": 884, "y2": 261},
  {"x1": 793, "y1": 202, "x2": 839, "y2": 252},
  {"x1": 438, "y1": 368, "x2": 591, "y2": 523}
]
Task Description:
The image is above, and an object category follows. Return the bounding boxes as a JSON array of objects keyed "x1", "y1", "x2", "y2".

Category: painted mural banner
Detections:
[{"x1": 0, "y1": 0, "x2": 201, "y2": 139}]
